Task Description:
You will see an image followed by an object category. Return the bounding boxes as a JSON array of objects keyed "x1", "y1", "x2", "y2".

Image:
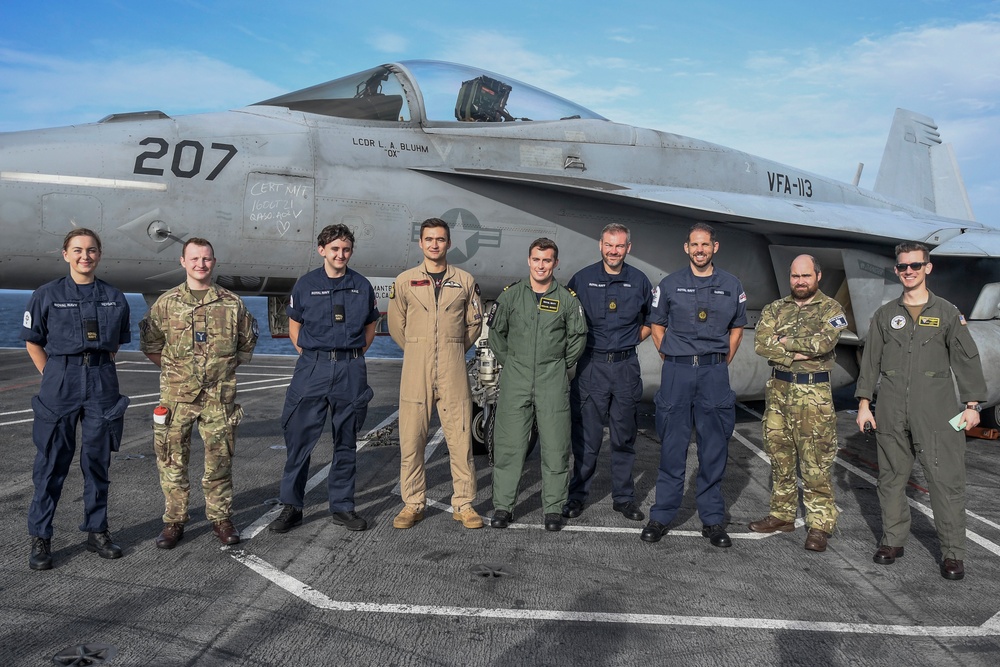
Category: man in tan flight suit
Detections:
[{"x1": 388, "y1": 218, "x2": 484, "y2": 529}]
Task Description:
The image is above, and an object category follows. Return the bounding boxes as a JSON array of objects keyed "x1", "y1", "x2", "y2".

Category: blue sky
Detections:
[{"x1": 2, "y1": 0, "x2": 999, "y2": 224}]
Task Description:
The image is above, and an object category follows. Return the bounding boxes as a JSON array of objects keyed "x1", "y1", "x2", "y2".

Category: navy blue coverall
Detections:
[
  {"x1": 649, "y1": 267, "x2": 746, "y2": 527},
  {"x1": 21, "y1": 277, "x2": 131, "y2": 538},
  {"x1": 278, "y1": 267, "x2": 378, "y2": 512},
  {"x1": 567, "y1": 262, "x2": 652, "y2": 505}
]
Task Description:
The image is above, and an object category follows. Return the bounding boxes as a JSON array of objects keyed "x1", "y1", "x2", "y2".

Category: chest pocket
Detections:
[
  {"x1": 48, "y1": 305, "x2": 83, "y2": 349},
  {"x1": 167, "y1": 314, "x2": 194, "y2": 356},
  {"x1": 669, "y1": 290, "x2": 699, "y2": 334},
  {"x1": 706, "y1": 288, "x2": 737, "y2": 338},
  {"x1": 97, "y1": 302, "x2": 128, "y2": 347},
  {"x1": 916, "y1": 325, "x2": 949, "y2": 376},
  {"x1": 584, "y1": 285, "x2": 608, "y2": 325}
]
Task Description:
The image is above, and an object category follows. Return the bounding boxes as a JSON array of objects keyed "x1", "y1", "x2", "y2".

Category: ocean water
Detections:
[{"x1": 0, "y1": 289, "x2": 403, "y2": 358}]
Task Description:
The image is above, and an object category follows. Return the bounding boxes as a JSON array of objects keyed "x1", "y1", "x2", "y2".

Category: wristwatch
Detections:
[{"x1": 966, "y1": 403, "x2": 982, "y2": 412}]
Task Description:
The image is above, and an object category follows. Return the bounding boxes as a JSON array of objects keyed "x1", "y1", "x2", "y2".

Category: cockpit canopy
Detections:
[{"x1": 255, "y1": 60, "x2": 606, "y2": 124}]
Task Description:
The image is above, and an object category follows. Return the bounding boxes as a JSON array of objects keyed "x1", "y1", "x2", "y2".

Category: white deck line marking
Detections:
[
  {"x1": 0, "y1": 379, "x2": 293, "y2": 422},
  {"x1": 203, "y1": 394, "x2": 1000, "y2": 635},
  {"x1": 736, "y1": 403, "x2": 1000, "y2": 550},
  {"x1": 242, "y1": 411, "x2": 399, "y2": 540},
  {"x1": 229, "y1": 550, "x2": 1000, "y2": 637}
]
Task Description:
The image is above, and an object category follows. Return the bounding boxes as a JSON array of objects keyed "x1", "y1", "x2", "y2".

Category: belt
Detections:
[
  {"x1": 303, "y1": 348, "x2": 362, "y2": 361},
  {"x1": 585, "y1": 348, "x2": 635, "y2": 363},
  {"x1": 771, "y1": 369, "x2": 830, "y2": 384},
  {"x1": 62, "y1": 352, "x2": 113, "y2": 367},
  {"x1": 664, "y1": 353, "x2": 726, "y2": 366}
]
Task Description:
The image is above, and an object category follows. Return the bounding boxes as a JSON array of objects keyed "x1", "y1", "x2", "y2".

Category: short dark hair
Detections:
[
  {"x1": 529, "y1": 237, "x2": 559, "y2": 260},
  {"x1": 895, "y1": 242, "x2": 930, "y2": 262},
  {"x1": 317, "y1": 224, "x2": 355, "y2": 248},
  {"x1": 182, "y1": 237, "x2": 214, "y2": 257},
  {"x1": 420, "y1": 217, "x2": 451, "y2": 243},
  {"x1": 687, "y1": 222, "x2": 716, "y2": 244},
  {"x1": 63, "y1": 228, "x2": 101, "y2": 253},
  {"x1": 601, "y1": 223, "x2": 631, "y2": 244}
]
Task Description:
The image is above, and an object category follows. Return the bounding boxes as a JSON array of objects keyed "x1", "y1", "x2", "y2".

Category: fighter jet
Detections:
[{"x1": 3, "y1": 59, "x2": 999, "y2": 445}]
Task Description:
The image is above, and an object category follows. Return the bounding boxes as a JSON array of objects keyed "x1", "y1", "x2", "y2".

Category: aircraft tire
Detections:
[{"x1": 471, "y1": 404, "x2": 490, "y2": 456}]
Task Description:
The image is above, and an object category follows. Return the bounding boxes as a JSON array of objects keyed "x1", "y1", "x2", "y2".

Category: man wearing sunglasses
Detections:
[{"x1": 855, "y1": 242, "x2": 987, "y2": 581}]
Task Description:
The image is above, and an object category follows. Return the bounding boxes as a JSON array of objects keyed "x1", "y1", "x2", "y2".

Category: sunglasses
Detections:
[{"x1": 895, "y1": 262, "x2": 928, "y2": 272}]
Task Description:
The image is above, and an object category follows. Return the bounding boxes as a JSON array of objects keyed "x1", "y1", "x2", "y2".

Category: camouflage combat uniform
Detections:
[
  {"x1": 140, "y1": 283, "x2": 258, "y2": 524},
  {"x1": 755, "y1": 290, "x2": 847, "y2": 533}
]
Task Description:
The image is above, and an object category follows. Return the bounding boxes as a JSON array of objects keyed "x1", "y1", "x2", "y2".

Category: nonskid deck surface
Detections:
[{"x1": 2, "y1": 349, "x2": 999, "y2": 666}]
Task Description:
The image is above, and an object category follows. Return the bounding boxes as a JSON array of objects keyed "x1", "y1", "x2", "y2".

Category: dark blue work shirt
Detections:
[
  {"x1": 568, "y1": 262, "x2": 653, "y2": 352},
  {"x1": 650, "y1": 266, "x2": 747, "y2": 356},
  {"x1": 21, "y1": 276, "x2": 131, "y2": 354},
  {"x1": 287, "y1": 267, "x2": 379, "y2": 351}
]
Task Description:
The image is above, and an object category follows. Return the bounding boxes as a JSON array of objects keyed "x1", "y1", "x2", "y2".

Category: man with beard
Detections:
[
  {"x1": 562, "y1": 223, "x2": 652, "y2": 523},
  {"x1": 641, "y1": 223, "x2": 746, "y2": 547},
  {"x1": 749, "y1": 255, "x2": 847, "y2": 552}
]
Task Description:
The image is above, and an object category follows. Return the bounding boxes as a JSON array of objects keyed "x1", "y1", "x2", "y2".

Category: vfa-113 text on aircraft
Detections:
[{"x1": 3, "y1": 59, "x2": 1000, "y2": 434}]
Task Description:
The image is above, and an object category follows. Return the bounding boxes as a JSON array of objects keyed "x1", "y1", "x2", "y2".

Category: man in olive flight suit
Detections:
[
  {"x1": 388, "y1": 218, "x2": 484, "y2": 530},
  {"x1": 750, "y1": 254, "x2": 847, "y2": 552},
  {"x1": 856, "y1": 242, "x2": 987, "y2": 581},
  {"x1": 488, "y1": 238, "x2": 588, "y2": 532}
]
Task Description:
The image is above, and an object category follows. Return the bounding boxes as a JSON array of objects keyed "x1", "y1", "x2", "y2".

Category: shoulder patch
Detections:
[
  {"x1": 22, "y1": 311, "x2": 31, "y2": 329},
  {"x1": 738, "y1": 291, "x2": 747, "y2": 303},
  {"x1": 486, "y1": 301, "x2": 499, "y2": 326},
  {"x1": 960, "y1": 313, "x2": 967, "y2": 325},
  {"x1": 389, "y1": 282, "x2": 395, "y2": 300},
  {"x1": 651, "y1": 286, "x2": 660, "y2": 308},
  {"x1": 474, "y1": 283, "x2": 481, "y2": 296},
  {"x1": 829, "y1": 314, "x2": 848, "y2": 329}
]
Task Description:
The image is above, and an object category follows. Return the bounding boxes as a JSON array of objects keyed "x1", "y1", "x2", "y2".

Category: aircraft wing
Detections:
[{"x1": 415, "y1": 167, "x2": 1000, "y2": 256}]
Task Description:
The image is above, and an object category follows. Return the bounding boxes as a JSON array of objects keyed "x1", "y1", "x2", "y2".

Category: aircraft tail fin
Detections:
[{"x1": 873, "y1": 109, "x2": 976, "y2": 221}]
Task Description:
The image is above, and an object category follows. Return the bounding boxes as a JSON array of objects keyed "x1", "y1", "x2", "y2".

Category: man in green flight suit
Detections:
[
  {"x1": 750, "y1": 254, "x2": 847, "y2": 552},
  {"x1": 488, "y1": 238, "x2": 588, "y2": 531},
  {"x1": 855, "y1": 242, "x2": 987, "y2": 581}
]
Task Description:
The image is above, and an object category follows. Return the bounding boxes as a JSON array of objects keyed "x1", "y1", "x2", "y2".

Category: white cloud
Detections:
[
  {"x1": 616, "y1": 20, "x2": 1000, "y2": 225},
  {"x1": 369, "y1": 32, "x2": 408, "y2": 54},
  {"x1": 0, "y1": 48, "x2": 285, "y2": 131}
]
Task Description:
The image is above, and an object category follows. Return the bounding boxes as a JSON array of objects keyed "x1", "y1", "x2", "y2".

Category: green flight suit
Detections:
[
  {"x1": 488, "y1": 280, "x2": 588, "y2": 515},
  {"x1": 856, "y1": 291, "x2": 986, "y2": 560},
  {"x1": 755, "y1": 290, "x2": 846, "y2": 533}
]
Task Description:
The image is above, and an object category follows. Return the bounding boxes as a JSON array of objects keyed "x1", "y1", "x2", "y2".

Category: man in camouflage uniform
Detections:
[
  {"x1": 140, "y1": 238, "x2": 258, "y2": 549},
  {"x1": 750, "y1": 254, "x2": 847, "y2": 552}
]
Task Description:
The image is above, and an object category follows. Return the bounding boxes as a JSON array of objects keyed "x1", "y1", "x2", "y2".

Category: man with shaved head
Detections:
[{"x1": 749, "y1": 254, "x2": 848, "y2": 552}]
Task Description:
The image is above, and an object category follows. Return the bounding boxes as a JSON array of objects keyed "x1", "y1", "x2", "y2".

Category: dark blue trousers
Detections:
[
  {"x1": 568, "y1": 354, "x2": 642, "y2": 504},
  {"x1": 279, "y1": 354, "x2": 373, "y2": 512},
  {"x1": 650, "y1": 360, "x2": 735, "y2": 526},
  {"x1": 29, "y1": 357, "x2": 129, "y2": 538}
]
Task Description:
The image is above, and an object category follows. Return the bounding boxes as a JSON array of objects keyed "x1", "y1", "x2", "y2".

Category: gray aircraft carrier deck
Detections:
[{"x1": 2, "y1": 349, "x2": 999, "y2": 666}]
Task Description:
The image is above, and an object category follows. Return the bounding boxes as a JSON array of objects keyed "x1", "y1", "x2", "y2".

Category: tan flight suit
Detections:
[{"x1": 388, "y1": 265, "x2": 483, "y2": 511}]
